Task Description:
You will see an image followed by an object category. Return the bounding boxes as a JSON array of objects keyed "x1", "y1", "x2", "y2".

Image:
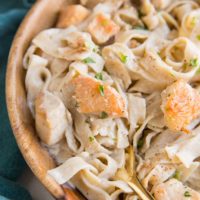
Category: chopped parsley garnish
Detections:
[
  {"x1": 191, "y1": 17, "x2": 197, "y2": 27},
  {"x1": 196, "y1": 35, "x2": 200, "y2": 41},
  {"x1": 184, "y1": 191, "x2": 191, "y2": 197},
  {"x1": 183, "y1": 58, "x2": 200, "y2": 72},
  {"x1": 119, "y1": 53, "x2": 128, "y2": 63},
  {"x1": 173, "y1": 170, "x2": 180, "y2": 180},
  {"x1": 196, "y1": 67, "x2": 200, "y2": 74},
  {"x1": 93, "y1": 46, "x2": 99, "y2": 53},
  {"x1": 89, "y1": 136, "x2": 94, "y2": 142},
  {"x1": 83, "y1": 57, "x2": 96, "y2": 64},
  {"x1": 99, "y1": 85, "x2": 105, "y2": 96},
  {"x1": 100, "y1": 111, "x2": 108, "y2": 119},
  {"x1": 95, "y1": 73, "x2": 103, "y2": 80},
  {"x1": 85, "y1": 42, "x2": 99, "y2": 52},
  {"x1": 189, "y1": 58, "x2": 199, "y2": 68},
  {"x1": 137, "y1": 138, "x2": 144, "y2": 149}
]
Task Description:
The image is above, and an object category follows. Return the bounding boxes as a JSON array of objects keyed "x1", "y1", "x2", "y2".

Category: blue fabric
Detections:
[{"x1": 0, "y1": 1, "x2": 33, "y2": 200}]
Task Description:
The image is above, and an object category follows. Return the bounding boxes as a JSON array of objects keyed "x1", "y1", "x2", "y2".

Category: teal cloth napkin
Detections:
[{"x1": 0, "y1": 1, "x2": 34, "y2": 200}]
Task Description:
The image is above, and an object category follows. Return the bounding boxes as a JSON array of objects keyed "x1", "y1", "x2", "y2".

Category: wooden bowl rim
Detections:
[{"x1": 6, "y1": 0, "x2": 67, "y2": 199}]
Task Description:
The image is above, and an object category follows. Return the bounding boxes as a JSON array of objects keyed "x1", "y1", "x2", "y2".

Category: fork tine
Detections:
[
  {"x1": 130, "y1": 142, "x2": 155, "y2": 199},
  {"x1": 128, "y1": 180, "x2": 151, "y2": 200}
]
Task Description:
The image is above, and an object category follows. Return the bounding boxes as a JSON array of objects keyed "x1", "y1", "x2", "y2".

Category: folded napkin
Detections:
[{"x1": 0, "y1": 1, "x2": 34, "y2": 200}]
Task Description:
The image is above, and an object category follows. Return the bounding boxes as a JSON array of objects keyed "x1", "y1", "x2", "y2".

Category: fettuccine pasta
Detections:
[{"x1": 23, "y1": 0, "x2": 200, "y2": 199}]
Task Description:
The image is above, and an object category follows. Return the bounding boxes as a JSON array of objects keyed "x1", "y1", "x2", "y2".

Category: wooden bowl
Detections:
[{"x1": 6, "y1": 0, "x2": 81, "y2": 199}]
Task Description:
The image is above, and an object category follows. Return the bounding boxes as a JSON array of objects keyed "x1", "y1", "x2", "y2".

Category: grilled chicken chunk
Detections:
[
  {"x1": 71, "y1": 75, "x2": 127, "y2": 117},
  {"x1": 88, "y1": 13, "x2": 120, "y2": 44},
  {"x1": 35, "y1": 91, "x2": 67, "y2": 145},
  {"x1": 56, "y1": 5, "x2": 90, "y2": 28},
  {"x1": 161, "y1": 80, "x2": 200, "y2": 133}
]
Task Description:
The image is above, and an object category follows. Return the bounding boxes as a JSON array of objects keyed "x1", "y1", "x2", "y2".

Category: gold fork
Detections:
[
  {"x1": 128, "y1": 176, "x2": 155, "y2": 200},
  {"x1": 125, "y1": 146, "x2": 155, "y2": 200}
]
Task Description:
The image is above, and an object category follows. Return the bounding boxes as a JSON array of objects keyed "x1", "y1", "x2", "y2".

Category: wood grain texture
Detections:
[{"x1": 6, "y1": 0, "x2": 81, "y2": 199}]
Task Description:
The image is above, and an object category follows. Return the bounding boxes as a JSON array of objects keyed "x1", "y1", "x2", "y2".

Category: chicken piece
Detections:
[
  {"x1": 153, "y1": 178, "x2": 200, "y2": 200},
  {"x1": 71, "y1": 75, "x2": 127, "y2": 117},
  {"x1": 161, "y1": 80, "x2": 200, "y2": 133},
  {"x1": 88, "y1": 13, "x2": 120, "y2": 44},
  {"x1": 56, "y1": 5, "x2": 90, "y2": 28},
  {"x1": 35, "y1": 91, "x2": 67, "y2": 145}
]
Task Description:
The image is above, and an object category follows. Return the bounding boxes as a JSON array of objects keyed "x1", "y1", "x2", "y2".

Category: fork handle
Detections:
[{"x1": 128, "y1": 180, "x2": 151, "y2": 200}]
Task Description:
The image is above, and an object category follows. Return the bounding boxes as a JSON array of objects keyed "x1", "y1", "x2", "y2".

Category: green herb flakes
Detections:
[
  {"x1": 100, "y1": 111, "x2": 108, "y2": 119},
  {"x1": 119, "y1": 53, "x2": 128, "y2": 63},
  {"x1": 93, "y1": 46, "x2": 99, "y2": 53},
  {"x1": 89, "y1": 136, "x2": 94, "y2": 142},
  {"x1": 83, "y1": 57, "x2": 96, "y2": 64},
  {"x1": 184, "y1": 191, "x2": 191, "y2": 197},
  {"x1": 95, "y1": 73, "x2": 103, "y2": 80},
  {"x1": 173, "y1": 170, "x2": 180, "y2": 180},
  {"x1": 99, "y1": 85, "x2": 105, "y2": 96},
  {"x1": 196, "y1": 35, "x2": 200, "y2": 41},
  {"x1": 191, "y1": 17, "x2": 197, "y2": 27},
  {"x1": 189, "y1": 58, "x2": 199, "y2": 68},
  {"x1": 196, "y1": 67, "x2": 200, "y2": 74}
]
